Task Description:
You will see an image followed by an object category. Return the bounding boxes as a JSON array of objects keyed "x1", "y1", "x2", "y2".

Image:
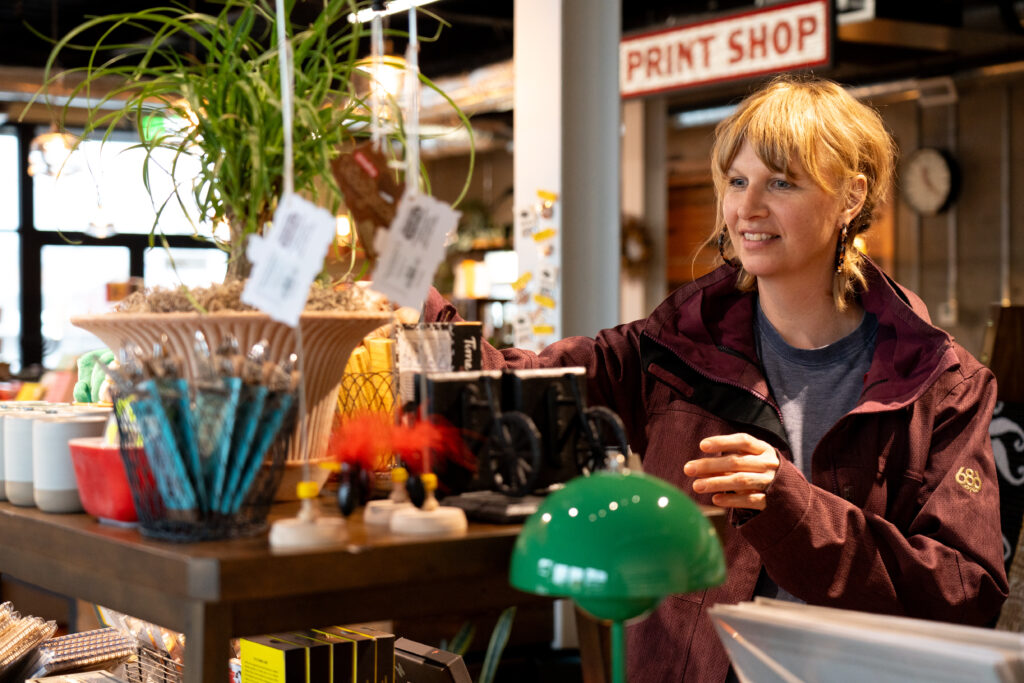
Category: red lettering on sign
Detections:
[
  {"x1": 773, "y1": 21, "x2": 792, "y2": 54},
  {"x1": 676, "y1": 41, "x2": 694, "y2": 71},
  {"x1": 626, "y1": 49, "x2": 643, "y2": 81},
  {"x1": 748, "y1": 24, "x2": 767, "y2": 60},
  {"x1": 798, "y1": 15, "x2": 817, "y2": 51},
  {"x1": 726, "y1": 14, "x2": 817, "y2": 65},
  {"x1": 620, "y1": 1, "x2": 829, "y2": 97},
  {"x1": 728, "y1": 29, "x2": 743, "y2": 64},
  {"x1": 697, "y1": 35, "x2": 714, "y2": 68},
  {"x1": 647, "y1": 46, "x2": 663, "y2": 78}
]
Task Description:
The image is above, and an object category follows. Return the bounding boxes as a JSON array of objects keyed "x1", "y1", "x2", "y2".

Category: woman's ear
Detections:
[{"x1": 843, "y1": 174, "x2": 868, "y2": 224}]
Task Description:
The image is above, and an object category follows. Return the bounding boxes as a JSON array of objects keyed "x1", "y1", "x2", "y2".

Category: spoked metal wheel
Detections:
[
  {"x1": 576, "y1": 406, "x2": 629, "y2": 476},
  {"x1": 485, "y1": 411, "x2": 543, "y2": 496}
]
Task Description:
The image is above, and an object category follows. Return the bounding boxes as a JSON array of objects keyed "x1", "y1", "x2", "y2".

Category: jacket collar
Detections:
[
  {"x1": 641, "y1": 259, "x2": 956, "y2": 411},
  {"x1": 856, "y1": 261, "x2": 955, "y2": 408}
]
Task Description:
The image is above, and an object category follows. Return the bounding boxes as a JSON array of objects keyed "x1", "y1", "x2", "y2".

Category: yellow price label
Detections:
[
  {"x1": 533, "y1": 294, "x2": 556, "y2": 309},
  {"x1": 532, "y1": 228, "x2": 557, "y2": 242},
  {"x1": 511, "y1": 272, "x2": 533, "y2": 292},
  {"x1": 532, "y1": 325, "x2": 555, "y2": 335}
]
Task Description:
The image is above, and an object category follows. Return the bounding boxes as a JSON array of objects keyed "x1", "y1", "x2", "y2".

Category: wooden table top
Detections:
[{"x1": 0, "y1": 497, "x2": 726, "y2": 635}]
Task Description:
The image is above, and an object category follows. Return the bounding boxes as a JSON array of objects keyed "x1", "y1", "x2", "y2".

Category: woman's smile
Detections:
[{"x1": 723, "y1": 140, "x2": 845, "y2": 285}]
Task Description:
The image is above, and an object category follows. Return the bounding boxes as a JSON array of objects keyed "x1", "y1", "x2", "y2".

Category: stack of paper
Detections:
[{"x1": 709, "y1": 598, "x2": 1024, "y2": 683}]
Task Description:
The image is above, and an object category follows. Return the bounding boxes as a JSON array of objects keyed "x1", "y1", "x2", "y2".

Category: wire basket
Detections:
[
  {"x1": 112, "y1": 389, "x2": 295, "y2": 543},
  {"x1": 338, "y1": 371, "x2": 397, "y2": 419},
  {"x1": 123, "y1": 646, "x2": 183, "y2": 683}
]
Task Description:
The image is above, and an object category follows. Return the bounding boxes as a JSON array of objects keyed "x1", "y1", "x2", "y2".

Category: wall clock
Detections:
[{"x1": 902, "y1": 147, "x2": 958, "y2": 215}]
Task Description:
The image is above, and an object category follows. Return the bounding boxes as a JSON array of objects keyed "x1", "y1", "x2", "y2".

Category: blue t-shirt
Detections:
[
  {"x1": 755, "y1": 302, "x2": 878, "y2": 479},
  {"x1": 751, "y1": 300, "x2": 878, "y2": 603}
]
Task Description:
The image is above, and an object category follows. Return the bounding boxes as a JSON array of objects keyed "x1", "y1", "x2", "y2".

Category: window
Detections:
[
  {"x1": 144, "y1": 246, "x2": 228, "y2": 290},
  {"x1": 33, "y1": 135, "x2": 205, "y2": 236},
  {"x1": 5, "y1": 123, "x2": 227, "y2": 372},
  {"x1": 0, "y1": 133, "x2": 17, "y2": 231},
  {"x1": 41, "y1": 245, "x2": 131, "y2": 370},
  {"x1": 0, "y1": 233, "x2": 19, "y2": 371}
]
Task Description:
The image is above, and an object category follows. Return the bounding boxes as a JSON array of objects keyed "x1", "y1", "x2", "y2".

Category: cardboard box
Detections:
[
  {"x1": 239, "y1": 634, "x2": 307, "y2": 683},
  {"x1": 336, "y1": 625, "x2": 396, "y2": 683},
  {"x1": 313, "y1": 627, "x2": 375, "y2": 683},
  {"x1": 287, "y1": 630, "x2": 353, "y2": 683},
  {"x1": 269, "y1": 633, "x2": 331, "y2": 683}
]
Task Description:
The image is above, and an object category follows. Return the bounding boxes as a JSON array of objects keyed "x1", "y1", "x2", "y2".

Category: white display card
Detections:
[
  {"x1": 371, "y1": 193, "x2": 460, "y2": 309},
  {"x1": 241, "y1": 193, "x2": 337, "y2": 326}
]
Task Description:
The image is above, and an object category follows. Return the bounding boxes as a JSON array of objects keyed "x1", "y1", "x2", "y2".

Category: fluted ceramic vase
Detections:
[{"x1": 72, "y1": 310, "x2": 391, "y2": 497}]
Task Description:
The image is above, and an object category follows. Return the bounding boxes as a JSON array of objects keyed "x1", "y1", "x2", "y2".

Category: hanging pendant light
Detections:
[
  {"x1": 348, "y1": 0, "x2": 441, "y2": 24},
  {"x1": 29, "y1": 0, "x2": 83, "y2": 178},
  {"x1": 28, "y1": 129, "x2": 82, "y2": 178}
]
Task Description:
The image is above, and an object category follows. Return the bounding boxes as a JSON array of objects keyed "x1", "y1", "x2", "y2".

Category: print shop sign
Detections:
[{"x1": 620, "y1": 0, "x2": 831, "y2": 98}]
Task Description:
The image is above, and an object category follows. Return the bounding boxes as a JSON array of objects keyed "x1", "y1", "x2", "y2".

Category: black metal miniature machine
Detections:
[{"x1": 410, "y1": 367, "x2": 629, "y2": 497}]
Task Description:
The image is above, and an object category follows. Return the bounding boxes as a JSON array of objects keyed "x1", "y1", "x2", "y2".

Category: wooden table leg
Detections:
[{"x1": 183, "y1": 600, "x2": 232, "y2": 683}]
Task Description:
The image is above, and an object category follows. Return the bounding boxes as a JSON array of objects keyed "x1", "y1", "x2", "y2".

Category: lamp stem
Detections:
[{"x1": 611, "y1": 620, "x2": 626, "y2": 683}]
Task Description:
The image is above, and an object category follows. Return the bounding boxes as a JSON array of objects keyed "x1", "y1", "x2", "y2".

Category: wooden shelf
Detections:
[
  {"x1": 0, "y1": 498, "x2": 725, "y2": 683},
  {"x1": 0, "y1": 501, "x2": 542, "y2": 683}
]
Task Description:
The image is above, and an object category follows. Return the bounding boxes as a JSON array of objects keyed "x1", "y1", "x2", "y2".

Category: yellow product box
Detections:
[
  {"x1": 297, "y1": 629, "x2": 356, "y2": 683},
  {"x1": 272, "y1": 632, "x2": 334, "y2": 683},
  {"x1": 239, "y1": 634, "x2": 307, "y2": 683},
  {"x1": 334, "y1": 625, "x2": 395, "y2": 683},
  {"x1": 364, "y1": 338, "x2": 394, "y2": 373},
  {"x1": 313, "y1": 627, "x2": 374, "y2": 683}
]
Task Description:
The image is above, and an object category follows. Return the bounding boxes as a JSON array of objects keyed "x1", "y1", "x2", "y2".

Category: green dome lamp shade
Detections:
[{"x1": 510, "y1": 469, "x2": 726, "y2": 683}]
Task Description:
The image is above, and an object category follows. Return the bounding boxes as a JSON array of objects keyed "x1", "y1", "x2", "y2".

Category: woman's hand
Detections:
[{"x1": 683, "y1": 433, "x2": 780, "y2": 511}]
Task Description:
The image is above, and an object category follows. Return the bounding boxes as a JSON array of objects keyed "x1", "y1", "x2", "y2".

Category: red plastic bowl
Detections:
[{"x1": 68, "y1": 436, "x2": 138, "y2": 524}]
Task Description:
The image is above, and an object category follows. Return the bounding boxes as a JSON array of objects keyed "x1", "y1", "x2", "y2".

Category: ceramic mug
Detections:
[
  {"x1": 4, "y1": 411, "x2": 43, "y2": 506},
  {"x1": 0, "y1": 405, "x2": 24, "y2": 501},
  {"x1": 33, "y1": 413, "x2": 109, "y2": 513}
]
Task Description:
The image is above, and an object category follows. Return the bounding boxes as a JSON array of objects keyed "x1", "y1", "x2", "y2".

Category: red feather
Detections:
[{"x1": 329, "y1": 412, "x2": 477, "y2": 476}]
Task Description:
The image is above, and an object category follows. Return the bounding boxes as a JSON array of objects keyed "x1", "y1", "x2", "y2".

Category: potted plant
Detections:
[{"x1": 32, "y1": 0, "x2": 459, "y2": 472}]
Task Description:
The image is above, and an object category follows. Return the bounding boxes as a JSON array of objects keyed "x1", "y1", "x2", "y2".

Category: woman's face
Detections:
[{"x1": 722, "y1": 140, "x2": 846, "y2": 289}]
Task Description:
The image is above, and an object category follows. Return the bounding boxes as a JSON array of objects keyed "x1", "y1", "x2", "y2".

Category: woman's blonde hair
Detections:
[{"x1": 708, "y1": 74, "x2": 897, "y2": 309}]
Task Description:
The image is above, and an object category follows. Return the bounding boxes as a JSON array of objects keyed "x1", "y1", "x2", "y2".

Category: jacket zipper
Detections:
[
  {"x1": 643, "y1": 332, "x2": 785, "y2": 426},
  {"x1": 642, "y1": 333, "x2": 851, "y2": 493}
]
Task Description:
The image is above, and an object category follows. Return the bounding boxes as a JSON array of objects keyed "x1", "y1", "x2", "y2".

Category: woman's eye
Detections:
[
  {"x1": 728, "y1": 177, "x2": 747, "y2": 189},
  {"x1": 771, "y1": 178, "x2": 793, "y2": 190}
]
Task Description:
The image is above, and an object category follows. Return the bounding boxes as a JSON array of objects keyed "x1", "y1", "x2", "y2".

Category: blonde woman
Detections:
[{"x1": 426, "y1": 75, "x2": 1006, "y2": 681}]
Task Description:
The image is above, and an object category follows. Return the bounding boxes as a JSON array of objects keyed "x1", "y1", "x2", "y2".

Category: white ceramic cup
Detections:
[
  {"x1": 33, "y1": 414, "x2": 109, "y2": 513},
  {"x1": 0, "y1": 407, "x2": 22, "y2": 502},
  {"x1": 5, "y1": 412, "x2": 41, "y2": 506}
]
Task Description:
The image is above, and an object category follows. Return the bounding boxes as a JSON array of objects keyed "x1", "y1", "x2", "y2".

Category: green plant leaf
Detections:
[
  {"x1": 27, "y1": 0, "x2": 475, "y2": 287},
  {"x1": 447, "y1": 620, "x2": 476, "y2": 657},
  {"x1": 479, "y1": 606, "x2": 516, "y2": 683}
]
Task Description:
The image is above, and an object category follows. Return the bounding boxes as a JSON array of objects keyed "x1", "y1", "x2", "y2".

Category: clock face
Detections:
[{"x1": 902, "y1": 148, "x2": 957, "y2": 215}]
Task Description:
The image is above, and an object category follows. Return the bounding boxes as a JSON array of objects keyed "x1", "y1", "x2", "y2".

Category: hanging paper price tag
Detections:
[
  {"x1": 241, "y1": 193, "x2": 337, "y2": 326},
  {"x1": 371, "y1": 193, "x2": 460, "y2": 308}
]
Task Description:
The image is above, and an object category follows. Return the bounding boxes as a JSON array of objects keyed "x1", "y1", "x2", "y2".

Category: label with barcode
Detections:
[
  {"x1": 371, "y1": 193, "x2": 459, "y2": 308},
  {"x1": 241, "y1": 193, "x2": 337, "y2": 326}
]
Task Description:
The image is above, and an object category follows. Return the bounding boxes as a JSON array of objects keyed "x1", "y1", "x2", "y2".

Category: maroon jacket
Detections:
[{"x1": 426, "y1": 260, "x2": 1008, "y2": 682}]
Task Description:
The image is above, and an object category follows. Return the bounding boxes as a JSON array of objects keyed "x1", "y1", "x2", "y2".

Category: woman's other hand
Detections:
[{"x1": 683, "y1": 433, "x2": 780, "y2": 510}]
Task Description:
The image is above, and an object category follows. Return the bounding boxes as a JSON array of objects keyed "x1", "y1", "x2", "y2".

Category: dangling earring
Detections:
[
  {"x1": 834, "y1": 224, "x2": 849, "y2": 274},
  {"x1": 718, "y1": 228, "x2": 740, "y2": 268}
]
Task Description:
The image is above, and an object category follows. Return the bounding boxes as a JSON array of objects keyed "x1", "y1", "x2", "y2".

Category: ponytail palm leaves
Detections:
[{"x1": 39, "y1": 0, "x2": 382, "y2": 281}]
